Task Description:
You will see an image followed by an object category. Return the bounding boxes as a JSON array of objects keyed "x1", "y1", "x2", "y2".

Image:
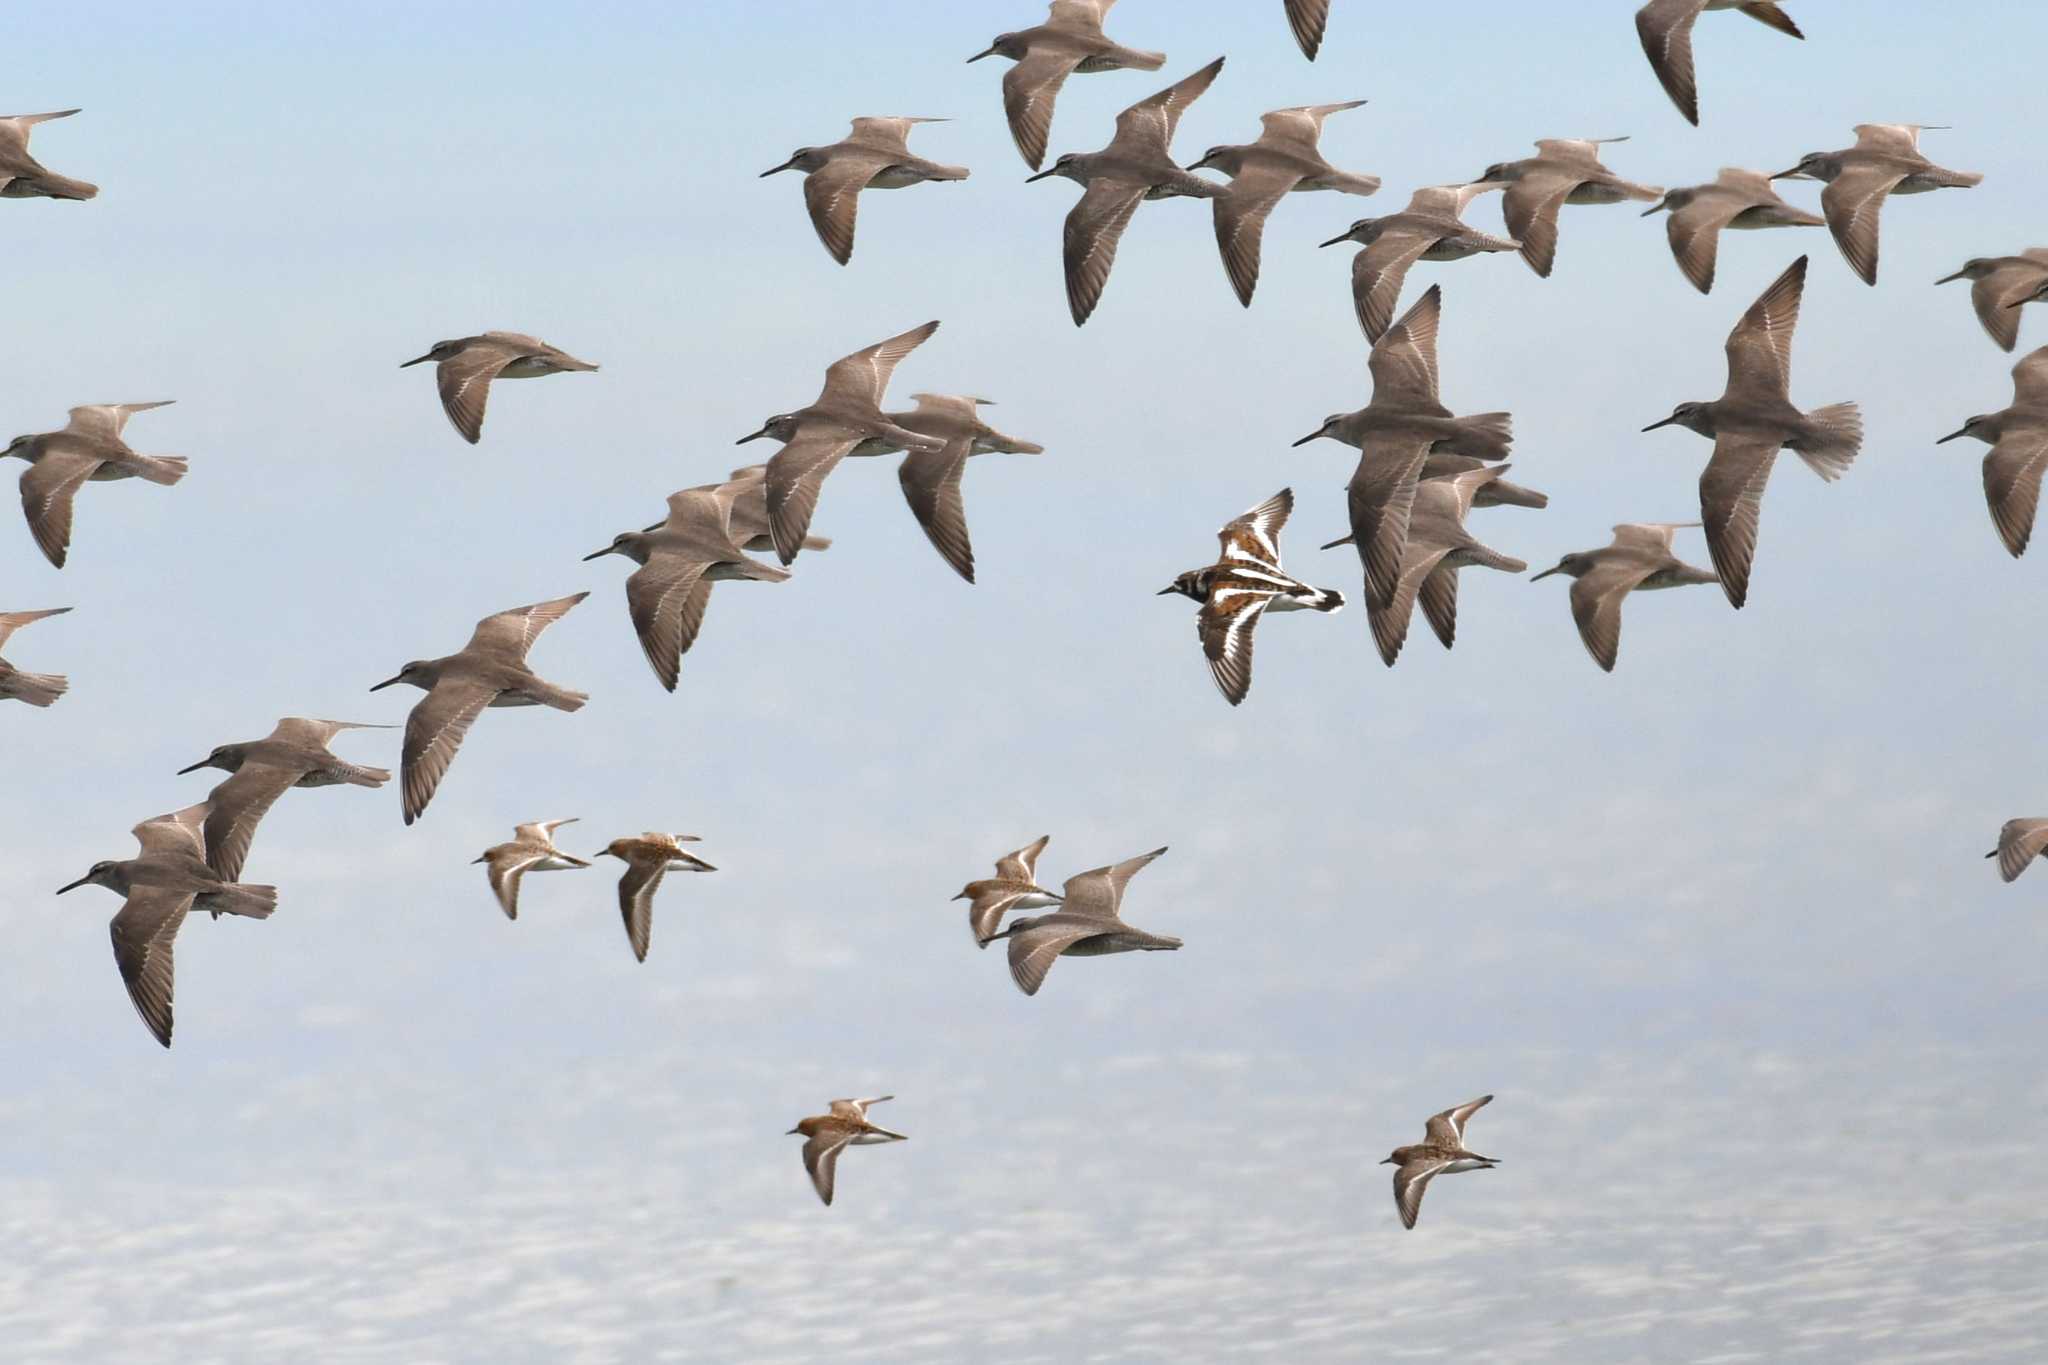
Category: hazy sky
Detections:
[{"x1": 5, "y1": 2, "x2": 2047, "y2": 1360}]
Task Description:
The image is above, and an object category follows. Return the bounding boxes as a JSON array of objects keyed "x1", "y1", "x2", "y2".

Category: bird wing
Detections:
[
  {"x1": 464, "y1": 592, "x2": 588, "y2": 660},
  {"x1": 1983, "y1": 430, "x2": 2048, "y2": 558},
  {"x1": 1501, "y1": 170, "x2": 1580, "y2": 278},
  {"x1": 0, "y1": 606, "x2": 70, "y2": 652},
  {"x1": 399, "y1": 679, "x2": 496, "y2": 825},
  {"x1": 617, "y1": 860, "x2": 667, "y2": 962},
  {"x1": 18, "y1": 448, "x2": 102, "y2": 569},
  {"x1": 1283, "y1": 0, "x2": 1332, "y2": 59},
  {"x1": 801, "y1": 153, "x2": 889, "y2": 266},
  {"x1": 1048, "y1": 0, "x2": 1116, "y2": 30},
  {"x1": 1063, "y1": 177, "x2": 1150, "y2": 325},
  {"x1": 764, "y1": 425, "x2": 864, "y2": 564},
  {"x1": 485, "y1": 846, "x2": 551, "y2": 920},
  {"x1": 1851, "y1": 123, "x2": 1934, "y2": 155},
  {"x1": 1218, "y1": 487, "x2": 1292, "y2": 566},
  {"x1": 624, "y1": 556, "x2": 714, "y2": 693},
  {"x1": 270, "y1": 717, "x2": 387, "y2": 747},
  {"x1": 996, "y1": 835, "x2": 1051, "y2": 884},
  {"x1": 1197, "y1": 584, "x2": 1272, "y2": 706},
  {"x1": 1664, "y1": 188, "x2": 1751, "y2": 294},
  {"x1": 1393, "y1": 1158, "x2": 1450, "y2": 1230},
  {"x1": 201, "y1": 761, "x2": 304, "y2": 882},
  {"x1": 845, "y1": 117, "x2": 941, "y2": 154},
  {"x1": 62, "y1": 401, "x2": 174, "y2": 442},
  {"x1": 1107, "y1": 57, "x2": 1224, "y2": 160},
  {"x1": 1002, "y1": 46, "x2": 1085, "y2": 171},
  {"x1": 109, "y1": 887, "x2": 194, "y2": 1049},
  {"x1": 896, "y1": 433, "x2": 979, "y2": 583},
  {"x1": 1426, "y1": 1095, "x2": 1494, "y2": 1144},
  {"x1": 1367, "y1": 285, "x2": 1442, "y2": 404},
  {"x1": 1005, "y1": 917, "x2": 1110, "y2": 996},
  {"x1": 2011, "y1": 346, "x2": 2048, "y2": 410},
  {"x1": 1698, "y1": 432, "x2": 1784, "y2": 609},
  {"x1": 1996, "y1": 819, "x2": 2048, "y2": 883},
  {"x1": 1567, "y1": 560, "x2": 1658, "y2": 673},
  {"x1": 132, "y1": 801, "x2": 212, "y2": 859},
  {"x1": 1611, "y1": 521, "x2": 1698, "y2": 552},
  {"x1": 1634, "y1": 0, "x2": 1711, "y2": 125},
  {"x1": 1821, "y1": 164, "x2": 1907, "y2": 286},
  {"x1": 1345, "y1": 435, "x2": 1437, "y2": 609},
  {"x1": 1213, "y1": 165, "x2": 1303, "y2": 306},
  {"x1": 968, "y1": 886, "x2": 1034, "y2": 946},
  {"x1": 820, "y1": 320, "x2": 941, "y2": 408},
  {"x1": 1723, "y1": 255, "x2": 1807, "y2": 399},
  {"x1": 1256, "y1": 100, "x2": 1366, "y2": 151},
  {"x1": 1974, "y1": 270, "x2": 2036, "y2": 352},
  {"x1": 1367, "y1": 543, "x2": 1453, "y2": 667},
  {"x1": 1060, "y1": 846, "x2": 1169, "y2": 920},
  {"x1": 433, "y1": 346, "x2": 520, "y2": 444},
  {"x1": 1417, "y1": 561, "x2": 1460, "y2": 650},
  {"x1": 802, "y1": 1127, "x2": 855, "y2": 1205},
  {"x1": 1351, "y1": 230, "x2": 1436, "y2": 342}
]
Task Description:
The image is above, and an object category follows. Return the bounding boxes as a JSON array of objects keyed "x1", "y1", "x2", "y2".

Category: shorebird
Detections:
[
  {"x1": 1937, "y1": 252, "x2": 2048, "y2": 353},
  {"x1": 762, "y1": 118, "x2": 969, "y2": 265},
  {"x1": 1028, "y1": 57, "x2": 1228, "y2": 326},
  {"x1": 474, "y1": 819, "x2": 591, "y2": 920},
  {"x1": 1292, "y1": 286, "x2": 1513, "y2": 609},
  {"x1": 1773, "y1": 125, "x2": 1983, "y2": 286},
  {"x1": 878, "y1": 394, "x2": 1045, "y2": 583},
  {"x1": 737, "y1": 321, "x2": 947, "y2": 563},
  {"x1": 0, "y1": 109, "x2": 97, "y2": 200},
  {"x1": 1158, "y1": 488, "x2": 1344, "y2": 705},
  {"x1": 370, "y1": 593, "x2": 591, "y2": 825},
  {"x1": 984, "y1": 846, "x2": 1178, "y2": 996},
  {"x1": 1382, "y1": 1094, "x2": 1498, "y2": 1230},
  {"x1": 1937, "y1": 345, "x2": 2048, "y2": 558},
  {"x1": 0, "y1": 607, "x2": 71, "y2": 707},
  {"x1": 1186, "y1": 101, "x2": 1379, "y2": 306},
  {"x1": 1640, "y1": 168, "x2": 1825, "y2": 294},
  {"x1": 1284, "y1": 0, "x2": 1333, "y2": 59},
  {"x1": 57, "y1": 803, "x2": 278, "y2": 1049},
  {"x1": 1643, "y1": 256, "x2": 1861, "y2": 607},
  {"x1": 400, "y1": 333, "x2": 598, "y2": 445},
  {"x1": 787, "y1": 1096, "x2": 908, "y2": 1207},
  {"x1": 719, "y1": 466, "x2": 833, "y2": 556},
  {"x1": 1320, "y1": 182, "x2": 1519, "y2": 341},
  {"x1": 1422, "y1": 454, "x2": 1548, "y2": 510},
  {"x1": 4, "y1": 402, "x2": 186, "y2": 569},
  {"x1": 587, "y1": 483, "x2": 791, "y2": 692},
  {"x1": 952, "y1": 835, "x2": 1063, "y2": 947},
  {"x1": 1532, "y1": 523, "x2": 1719, "y2": 671},
  {"x1": 1635, "y1": 2, "x2": 1803, "y2": 127},
  {"x1": 1474, "y1": 138, "x2": 1663, "y2": 278},
  {"x1": 595, "y1": 833, "x2": 716, "y2": 963},
  {"x1": 1324, "y1": 467, "x2": 1528, "y2": 666},
  {"x1": 176, "y1": 719, "x2": 393, "y2": 880},
  {"x1": 1990, "y1": 819, "x2": 2048, "y2": 883},
  {"x1": 970, "y1": 1, "x2": 1166, "y2": 171}
]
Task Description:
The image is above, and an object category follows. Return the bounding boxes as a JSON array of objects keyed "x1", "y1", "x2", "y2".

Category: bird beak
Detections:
[
  {"x1": 1641, "y1": 416, "x2": 1679, "y2": 433},
  {"x1": 1378, "y1": 1157, "x2": 1395, "y2": 1165},
  {"x1": 1184, "y1": 157, "x2": 1209, "y2": 172},
  {"x1": 1156, "y1": 585, "x2": 1179, "y2": 596},
  {"x1": 1291, "y1": 431, "x2": 1324, "y2": 447},
  {"x1": 1639, "y1": 197, "x2": 1670, "y2": 217},
  {"x1": 399, "y1": 352, "x2": 434, "y2": 368},
  {"x1": 1935, "y1": 427, "x2": 1971, "y2": 444},
  {"x1": 175, "y1": 758, "x2": 210, "y2": 774},
  {"x1": 368, "y1": 675, "x2": 403, "y2": 692},
  {"x1": 1768, "y1": 167, "x2": 1807, "y2": 181},
  {"x1": 735, "y1": 425, "x2": 773, "y2": 445},
  {"x1": 55, "y1": 875, "x2": 90, "y2": 895},
  {"x1": 1531, "y1": 566, "x2": 1562, "y2": 581},
  {"x1": 1986, "y1": 850, "x2": 1999, "y2": 859},
  {"x1": 582, "y1": 545, "x2": 616, "y2": 561},
  {"x1": 966, "y1": 45, "x2": 999, "y2": 63},
  {"x1": 1317, "y1": 535, "x2": 1352, "y2": 551},
  {"x1": 785, "y1": 1125, "x2": 802, "y2": 1135},
  {"x1": 1318, "y1": 231, "x2": 1352, "y2": 248},
  {"x1": 759, "y1": 159, "x2": 797, "y2": 178},
  {"x1": 1024, "y1": 167, "x2": 1059, "y2": 183},
  {"x1": 1934, "y1": 269, "x2": 1969, "y2": 285}
]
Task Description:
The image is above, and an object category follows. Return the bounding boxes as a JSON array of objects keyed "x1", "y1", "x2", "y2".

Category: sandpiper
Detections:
[
  {"x1": 1186, "y1": 101, "x2": 1379, "y2": 306},
  {"x1": 176, "y1": 719, "x2": 393, "y2": 880},
  {"x1": 1773, "y1": 125, "x2": 1982, "y2": 286},
  {"x1": 1643, "y1": 256, "x2": 1861, "y2": 607},
  {"x1": 1292, "y1": 287, "x2": 1513, "y2": 610},
  {"x1": 370, "y1": 593, "x2": 591, "y2": 825},
  {"x1": 595, "y1": 833, "x2": 717, "y2": 963},
  {"x1": 970, "y1": 1, "x2": 1167, "y2": 171},
  {"x1": 1640, "y1": 168, "x2": 1825, "y2": 294},
  {"x1": 4, "y1": 402, "x2": 186, "y2": 569},
  {"x1": 1028, "y1": 57, "x2": 1228, "y2": 326},
  {"x1": 1319, "y1": 182, "x2": 1519, "y2": 341},
  {"x1": 1636, "y1": 2, "x2": 1803, "y2": 127},
  {"x1": 1158, "y1": 488, "x2": 1345, "y2": 705},
  {"x1": 57, "y1": 803, "x2": 278, "y2": 1049},
  {"x1": 1937, "y1": 345, "x2": 2048, "y2": 558},
  {"x1": 587, "y1": 483, "x2": 791, "y2": 692},
  {"x1": 1474, "y1": 138, "x2": 1663, "y2": 278},
  {"x1": 787, "y1": 1095, "x2": 908, "y2": 1207},
  {"x1": 1423, "y1": 454, "x2": 1549, "y2": 510},
  {"x1": 719, "y1": 465, "x2": 834, "y2": 555},
  {"x1": 737, "y1": 321, "x2": 947, "y2": 563},
  {"x1": 762, "y1": 118, "x2": 969, "y2": 265},
  {"x1": 0, "y1": 109, "x2": 97, "y2": 200},
  {"x1": 984, "y1": 846, "x2": 1179, "y2": 996},
  {"x1": 1937, "y1": 251, "x2": 2048, "y2": 352},
  {"x1": 1382, "y1": 1094, "x2": 1498, "y2": 1230},
  {"x1": 878, "y1": 394, "x2": 1045, "y2": 583},
  {"x1": 1532, "y1": 523, "x2": 1719, "y2": 671},
  {"x1": 400, "y1": 333, "x2": 598, "y2": 445},
  {"x1": 1990, "y1": 819, "x2": 2048, "y2": 884},
  {"x1": 0, "y1": 607, "x2": 71, "y2": 706},
  {"x1": 1325, "y1": 466, "x2": 1528, "y2": 666},
  {"x1": 1284, "y1": 0, "x2": 1333, "y2": 59},
  {"x1": 474, "y1": 819, "x2": 591, "y2": 920},
  {"x1": 953, "y1": 835, "x2": 1064, "y2": 947}
]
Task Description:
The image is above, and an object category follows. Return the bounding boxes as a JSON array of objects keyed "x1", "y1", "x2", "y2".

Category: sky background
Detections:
[{"x1": 5, "y1": 1, "x2": 2048, "y2": 1359}]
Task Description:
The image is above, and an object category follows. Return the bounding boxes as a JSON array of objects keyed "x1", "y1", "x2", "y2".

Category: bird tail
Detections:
[
  {"x1": 864, "y1": 1124, "x2": 909, "y2": 1141},
  {"x1": 134, "y1": 456, "x2": 189, "y2": 486},
  {"x1": 1463, "y1": 545, "x2": 1528, "y2": 574},
  {"x1": 335, "y1": 761, "x2": 392, "y2": 788},
  {"x1": 1796, "y1": 403, "x2": 1862, "y2": 481},
  {"x1": 1328, "y1": 172, "x2": 1382, "y2": 197},
  {"x1": 1303, "y1": 587, "x2": 1346, "y2": 613},
  {"x1": 1478, "y1": 478, "x2": 1550, "y2": 510},
  {"x1": 799, "y1": 534, "x2": 834, "y2": 552},
  {"x1": 1, "y1": 172, "x2": 98, "y2": 200},
  {"x1": 211, "y1": 883, "x2": 278, "y2": 919},
  {"x1": 1931, "y1": 168, "x2": 1985, "y2": 190},
  {"x1": 1454, "y1": 412, "x2": 1514, "y2": 461},
  {"x1": 5, "y1": 669, "x2": 67, "y2": 707},
  {"x1": 538, "y1": 686, "x2": 589, "y2": 713}
]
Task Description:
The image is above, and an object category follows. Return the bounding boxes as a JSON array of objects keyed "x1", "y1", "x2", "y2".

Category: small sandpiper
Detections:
[
  {"x1": 1027, "y1": 58, "x2": 1228, "y2": 326},
  {"x1": 787, "y1": 1095, "x2": 908, "y2": 1206},
  {"x1": 0, "y1": 108, "x2": 97, "y2": 200},
  {"x1": 1474, "y1": 138, "x2": 1663, "y2": 278},
  {"x1": 1640, "y1": 168, "x2": 1825, "y2": 294},
  {"x1": 1635, "y1": 2, "x2": 1803, "y2": 127},
  {"x1": 371, "y1": 593, "x2": 591, "y2": 825},
  {"x1": 1773, "y1": 125, "x2": 1982, "y2": 286},
  {"x1": 1382, "y1": 1094, "x2": 1499, "y2": 1230},
  {"x1": 1284, "y1": 0, "x2": 1334, "y2": 60},
  {"x1": 1159, "y1": 488, "x2": 1344, "y2": 705},
  {"x1": 595, "y1": 832, "x2": 717, "y2": 963},
  {"x1": 474, "y1": 819, "x2": 591, "y2": 920},
  {"x1": 762, "y1": 118, "x2": 969, "y2": 265},
  {"x1": 1991, "y1": 819, "x2": 2048, "y2": 884},
  {"x1": 952, "y1": 834, "x2": 1063, "y2": 947},
  {"x1": 1319, "y1": 182, "x2": 1519, "y2": 341},
  {"x1": 1532, "y1": 523, "x2": 1719, "y2": 671},
  {"x1": 1185, "y1": 100, "x2": 1378, "y2": 306},
  {"x1": 970, "y1": 2, "x2": 1166, "y2": 171},
  {"x1": 176, "y1": 719, "x2": 393, "y2": 880},
  {"x1": 57, "y1": 803, "x2": 278, "y2": 1049},
  {"x1": 4, "y1": 402, "x2": 186, "y2": 569},
  {"x1": 1937, "y1": 251, "x2": 2048, "y2": 353},
  {"x1": 401, "y1": 333, "x2": 598, "y2": 445},
  {"x1": 1643, "y1": 256, "x2": 1861, "y2": 607},
  {"x1": 984, "y1": 846, "x2": 1179, "y2": 996},
  {"x1": 1937, "y1": 345, "x2": 2048, "y2": 558},
  {"x1": 0, "y1": 607, "x2": 72, "y2": 706},
  {"x1": 879, "y1": 395, "x2": 1046, "y2": 583}
]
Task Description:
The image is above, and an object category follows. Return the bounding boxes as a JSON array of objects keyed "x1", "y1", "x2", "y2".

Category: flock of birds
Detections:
[{"x1": 3, "y1": 0, "x2": 2040, "y2": 1222}]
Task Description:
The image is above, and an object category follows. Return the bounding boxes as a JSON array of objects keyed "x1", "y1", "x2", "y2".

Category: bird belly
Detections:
[
  {"x1": 1566, "y1": 181, "x2": 1626, "y2": 206},
  {"x1": 1423, "y1": 238, "x2": 1480, "y2": 260},
  {"x1": 499, "y1": 357, "x2": 555, "y2": 379}
]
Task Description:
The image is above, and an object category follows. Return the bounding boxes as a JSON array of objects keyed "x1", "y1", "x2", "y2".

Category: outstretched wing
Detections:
[
  {"x1": 1106, "y1": 58, "x2": 1224, "y2": 160},
  {"x1": 18, "y1": 449, "x2": 101, "y2": 568},
  {"x1": 1002, "y1": 48, "x2": 1084, "y2": 171},
  {"x1": 1635, "y1": 0, "x2": 1711, "y2": 125},
  {"x1": 1368, "y1": 285, "x2": 1442, "y2": 404},
  {"x1": 1219, "y1": 488, "x2": 1292, "y2": 566},
  {"x1": 1724, "y1": 255, "x2": 1807, "y2": 398},
  {"x1": 1059, "y1": 846, "x2": 1169, "y2": 920},
  {"x1": 802, "y1": 154, "x2": 887, "y2": 265},
  {"x1": 1197, "y1": 587, "x2": 1270, "y2": 705},
  {"x1": 1393, "y1": 1158, "x2": 1449, "y2": 1230},
  {"x1": 400, "y1": 680, "x2": 495, "y2": 825},
  {"x1": 465, "y1": 592, "x2": 589, "y2": 659},
  {"x1": 897, "y1": 435, "x2": 979, "y2": 582},
  {"x1": 820, "y1": 320, "x2": 941, "y2": 408},
  {"x1": 109, "y1": 888, "x2": 194, "y2": 1049}
]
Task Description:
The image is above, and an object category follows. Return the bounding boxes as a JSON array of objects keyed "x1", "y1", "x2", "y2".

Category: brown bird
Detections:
[
  {"x1": 473, "y1": 819, "x2": 591, "y2": 920},
  {"x1": 400, "y1": 333, "x2": 599, "y2": 445},
  {"x1": 1640, "y1": 168, "x2": 1825, "y2": 294},
  {"x1": 952, "y1": 834, "x2": 1063, "y2": 946},
  {"x1": 787, "y1": 1095, "x2": 908, "y2": 1206},
  {"x1": 1936, "y1": 251, "x2": 2048, "y2": 353},
  {"x1": 175, "y1": 719, "x2": 393, "y2": 880},
  {"x1": 762, "y1": 118, "x2": 969, "y2": 266},
  {"x1": 1990, "y1": 819, "x2": 2048, "y2": 883},
  {"x1": 3, "y1": 402, "x2": 186, "y2": 569},
  {"x1": 1318, "y1": 182, "x2": 1520, "y2": 342},
  {"x1": 1531, "y1": 523, "x2": 1720, "y2": 672},
  {"x1": 969, "y1": 1, "x2": 1167, "y2": 171},
  {"x1": 1937, "y1": 345, "x2": 2048, "y2": 558},
  {"x1": 0, "y1": 108, "x2": 97, "y2": 200},
  {"x1": 1772, "y1": 125, "x2": 1982, "y2": 286},
  {"x1": 0, "y1": 607, "x2": 71, "y2": 706},
  {"x1": 595, "y1": 833, "x2": 717, "y2": 962},
  {"x1": 1381, "y1": 1094, "x2": 1499, "y2": 1230},
  {"x1": 881, "y1": 394, "x2": 1046, "y2": 582},
  {"x1": 1475, "y1": 138, "x2": 1663, "y2": 279},
  {"x1": 1635, "y1": 1, "x2": 1803, "y2": 127},
  {"x1": 984, "y1": 846, "x2": 1179, "y2": 996}
]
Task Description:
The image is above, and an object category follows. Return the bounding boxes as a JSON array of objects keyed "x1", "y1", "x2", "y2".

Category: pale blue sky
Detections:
[{"x1": 5, "y1": 2, "x2": 2048, "y2": 1360}]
